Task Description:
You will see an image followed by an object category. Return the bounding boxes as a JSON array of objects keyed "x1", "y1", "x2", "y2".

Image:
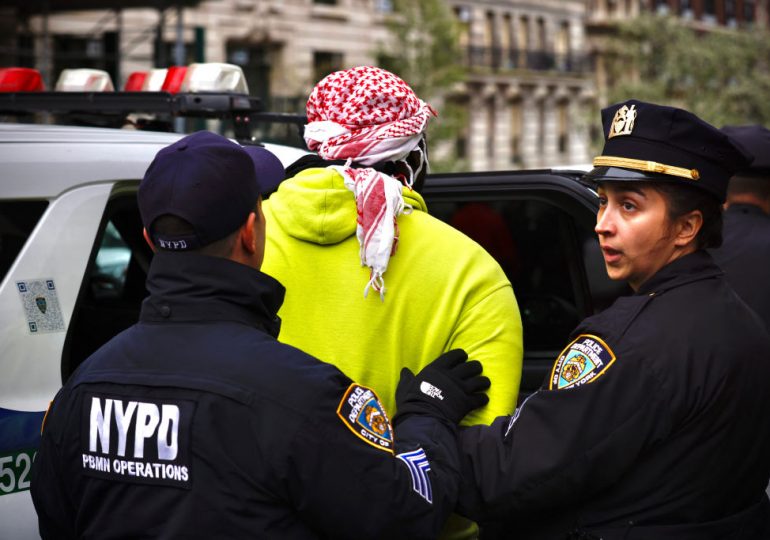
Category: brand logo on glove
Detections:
[{"x1": 419, "y1": 381, "x2": 444, "y2": 400}]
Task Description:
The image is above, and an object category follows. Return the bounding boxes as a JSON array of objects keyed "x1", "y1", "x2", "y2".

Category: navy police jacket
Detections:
[
  {"x1": 31, "y1": 252, "x2": 460, "y2": 539},
  {"x1": 457, "y1": 251, "x2": 770, "y2": 540},
  {"x1": 710, "y1": 203, "x2": 770, "y2": 332}
]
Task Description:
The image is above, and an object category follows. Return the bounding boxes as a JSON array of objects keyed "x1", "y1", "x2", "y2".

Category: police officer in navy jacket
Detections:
[
  {"x1": 30, "y1": 131, "x2": 489, "y2": 539},
  {"x1": 430, "y1": 101, "x2": 770, "y2": 539},
  {"x1": 710, "y1": 125, "x2": 770, "y2": 331}
]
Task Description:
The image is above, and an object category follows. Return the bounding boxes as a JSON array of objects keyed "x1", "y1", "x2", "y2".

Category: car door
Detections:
[
  {"x1": 422, "y1": 169, "x2": 628, "y2": 401},
  {"x1": 0, "y1": 180, "x2": 117, "y2": 540}
]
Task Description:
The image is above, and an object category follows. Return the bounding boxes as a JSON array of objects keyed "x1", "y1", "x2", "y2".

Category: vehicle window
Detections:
[
  {"x1": 91, "y1": 221, "x2": 131, "y2": 299},
  {"x1": 63, "y1": 193, "x2": 152, "y2": 381},
  {"x1": 0, "y1": 201, "x2": 48, "y2": 283},
  {"x1": 431, "y1": 199, "x2": 587, "y2": 352},
  {"x1": 430, "y1": 192, "x2": 627, "y2": 402}
]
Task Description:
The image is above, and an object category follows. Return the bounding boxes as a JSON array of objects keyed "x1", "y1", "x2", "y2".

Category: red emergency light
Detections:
[
  {"x1": 161, "y1": 66, "x2": 188, "y2": 94},
  {"x1": 0, "y1": 68, "x2": 45, "y2": 92},
  {"x1": 124, "y1": 71, "x2": 148, "y2": 91}
]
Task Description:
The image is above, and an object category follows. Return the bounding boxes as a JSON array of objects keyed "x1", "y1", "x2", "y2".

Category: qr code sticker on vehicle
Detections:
[{"x1": 16, "y1": 279, "x2": 66, "y2": 334}]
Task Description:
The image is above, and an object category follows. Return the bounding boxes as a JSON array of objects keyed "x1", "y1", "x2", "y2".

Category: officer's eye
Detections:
[
  {"x1": 622, "y1": 201, "x2": 636, "y2": 211},
  {"x1": 598, "y1": 196, "x2": 607, "y2": 207}
]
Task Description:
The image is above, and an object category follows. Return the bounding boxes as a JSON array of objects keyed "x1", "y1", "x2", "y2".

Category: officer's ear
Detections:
[
  {"x1": 142, "y1": 228, "x2": 157, "y2": 253},
  {"x1": 238, "y1": 212, "x2": 258, "y2": 255},
  {"x1": 673, "y1": 210, "x2": 703, "y2": 249},
  {"x1": 234, "y1": 209, "x2": 266, "y2": 270}
]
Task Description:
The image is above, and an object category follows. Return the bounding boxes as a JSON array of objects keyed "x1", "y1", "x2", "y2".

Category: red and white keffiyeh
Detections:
[{"x1": 304, "y1": 66, "x2": 436, "y2": 300}]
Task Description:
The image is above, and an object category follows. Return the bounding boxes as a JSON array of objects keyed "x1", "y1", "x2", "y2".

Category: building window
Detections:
[
  {"x1": 744, "y1": 0, "x2": 756, "y2": 24},
  {"x1": 536, "y1": 18, "x2": 546, "y2": 51},
  {"x1": 529, "y1": 17, "x2": 547, "y2": 70},
  {"x1": 558, "y1": 101, "x2": 569, "y2": 155},
  {"x1": 679, "y1": 0, "x2": 693, "y2": 19},
  {"x1": 456, "y1": 134, "x2": 468, "y2": 161},
  {"x1": 555, "y1": 21, "x2": 570, "y2": 71},
  {"x1": 314, "y1": 0, "x2": 337, "y2": 4},
  {"x1": 502, "y1": 13, "x2": 514, "y2": 68},
  {"x1": 725, "y1": 0, "x2": 736, "y2": 26},
  {"x1": 537, "y1": 99, "x2": 545, "y2": 157},
  {"x1": 454, "y1": 6, "x2": 471, "y2": 56},
  {"x1": 484, "y1": 11, "x2": 495, "y2": 48},
  {"x1": 518, "y1": 16, "x2": 530, "y2": 66},
  {"x1": 486, "y1": 97, "x2": 495, "y2": 159},
  {"x1": 52, "y1": 33, "x2": 120, "y2": 86},
  {"x1": 313, "y1": 51, "x2": 343, "y2": 84},
  {"x1": 701, "y1": 0, "x2": 717, "y2": 24},
  {"x1": 484, "y1": 11, "x2": 499, "y2": 69},
  {"x1": 455, "y1": 5, "x2": 472, "y2": 23},
  {"x1": 510, "y1": 99, "x2": 522, "y2": 164},
  {"x1": 655, "y1": 0, "x2": 669, "y2": 15},
  {"x1": 227, "y1": 43, "x2": 271, "y2": 100},
  {"x1": 374, "y1": 0, "x2": 393, "y2": 12}
]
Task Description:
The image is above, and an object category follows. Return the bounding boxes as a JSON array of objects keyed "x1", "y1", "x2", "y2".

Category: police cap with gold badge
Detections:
[{"x1": 585, "y1": 99, "x2": 753, "y2": 202}]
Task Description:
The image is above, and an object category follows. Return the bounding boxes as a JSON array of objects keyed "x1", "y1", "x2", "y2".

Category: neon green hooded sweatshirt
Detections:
[{"x1": 262, "y1": 167, "x2": 523, "y2": 426}]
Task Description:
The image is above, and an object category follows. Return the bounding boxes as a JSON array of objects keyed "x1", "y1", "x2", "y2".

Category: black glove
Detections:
[{"x1": 394, "y1": 349, "x2": 490, "y2": 425}]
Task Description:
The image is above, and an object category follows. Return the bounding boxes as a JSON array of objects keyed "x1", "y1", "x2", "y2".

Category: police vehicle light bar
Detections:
[{"x1": 0, "y1": 65, "x2": 304, "y2": 144}]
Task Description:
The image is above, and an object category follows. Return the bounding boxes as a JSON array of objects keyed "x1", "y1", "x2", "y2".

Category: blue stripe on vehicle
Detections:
[
  {"x1": 396, "y1": 448, "x2": 433, "y2": 504},
  {"x1": 0, "y1": 407, "x2": 45, "y2": 454}
]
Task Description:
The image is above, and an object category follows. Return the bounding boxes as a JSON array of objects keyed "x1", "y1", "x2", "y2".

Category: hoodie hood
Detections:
[{"x1": 267, "y1": 167, "x2": 427, "y2": 245}]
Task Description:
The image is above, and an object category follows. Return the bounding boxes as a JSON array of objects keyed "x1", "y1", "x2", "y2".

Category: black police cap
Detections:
[
  {"x1": 721, "y1": 125, "x2": 770, "y2": 176},
  {"x1": 585, "y1": 100, "x2": 753, "y2": 202},
  {"x1": 138, "y1": 131, "x2": 261, "y2": 251}
]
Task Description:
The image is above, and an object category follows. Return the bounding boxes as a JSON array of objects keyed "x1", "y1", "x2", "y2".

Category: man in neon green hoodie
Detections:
[{"x1": 262, "y1": 66, "x2": 523, "y2": 539}]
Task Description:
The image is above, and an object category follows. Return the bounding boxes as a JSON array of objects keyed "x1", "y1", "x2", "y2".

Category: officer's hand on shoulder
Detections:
[{"x1": 394, "y1": 349, "x2": 490, "y2": 425}]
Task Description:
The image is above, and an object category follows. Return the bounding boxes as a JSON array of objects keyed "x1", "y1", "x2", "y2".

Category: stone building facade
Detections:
[
  {"x1": 3, "y1": 0, "x2": 595, "y2": 171},
  {"x1": 447, "y1": 0, "x2": 592, "y2": 170}
]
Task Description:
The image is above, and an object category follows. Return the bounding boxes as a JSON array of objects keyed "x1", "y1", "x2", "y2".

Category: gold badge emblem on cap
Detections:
[{"x1": 608, "y1": 104, "x2": 637, "y2": 139}]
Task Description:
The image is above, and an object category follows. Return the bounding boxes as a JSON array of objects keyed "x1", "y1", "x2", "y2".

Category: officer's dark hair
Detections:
[
  {"x1": 654, "y1": 182, "x2": 723, "y2": 250},
  {"x1": 150, "y1": 215, "x2": 240, "y2": 257},
  {"x1": 727, "y1": 174, "x2": 770, "y2": 200}
]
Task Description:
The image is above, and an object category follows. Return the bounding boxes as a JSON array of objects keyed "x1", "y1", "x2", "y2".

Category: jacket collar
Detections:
[
  {"x1": 140, "y1": 252, "x2": 285, "y2": 337},
  {"x1": 636, "y1": 250, "x2": 722, "y2": 296},
  {"x1": 726, "y1": 203, "x2": 768, "y2": 217},
  {"x1": 284, "y1": 154, "x2": 393, "y2": 178}
]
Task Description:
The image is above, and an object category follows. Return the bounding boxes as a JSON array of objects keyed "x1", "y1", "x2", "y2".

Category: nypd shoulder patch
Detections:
[
  {"x1": 549, "y1": 334, "x2": 616, "y2": 390},
  {"x1": 336, "y1": 384, "x2": 394, "y2": 454}
]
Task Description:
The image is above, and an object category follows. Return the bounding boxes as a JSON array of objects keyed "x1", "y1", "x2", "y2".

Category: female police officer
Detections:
[{"x1": 445, "y1": 101, "x2": 770, "y2": 539}]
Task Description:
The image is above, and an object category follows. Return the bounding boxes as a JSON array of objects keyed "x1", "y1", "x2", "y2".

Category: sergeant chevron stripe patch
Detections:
[{"x1": 397, "y1": 448, "x2": 433, "y2": 504}]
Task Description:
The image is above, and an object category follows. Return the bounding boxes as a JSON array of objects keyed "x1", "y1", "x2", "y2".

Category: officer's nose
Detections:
[{"x1": 595, "y1": 206, "x2": 614, "y2": 237}]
